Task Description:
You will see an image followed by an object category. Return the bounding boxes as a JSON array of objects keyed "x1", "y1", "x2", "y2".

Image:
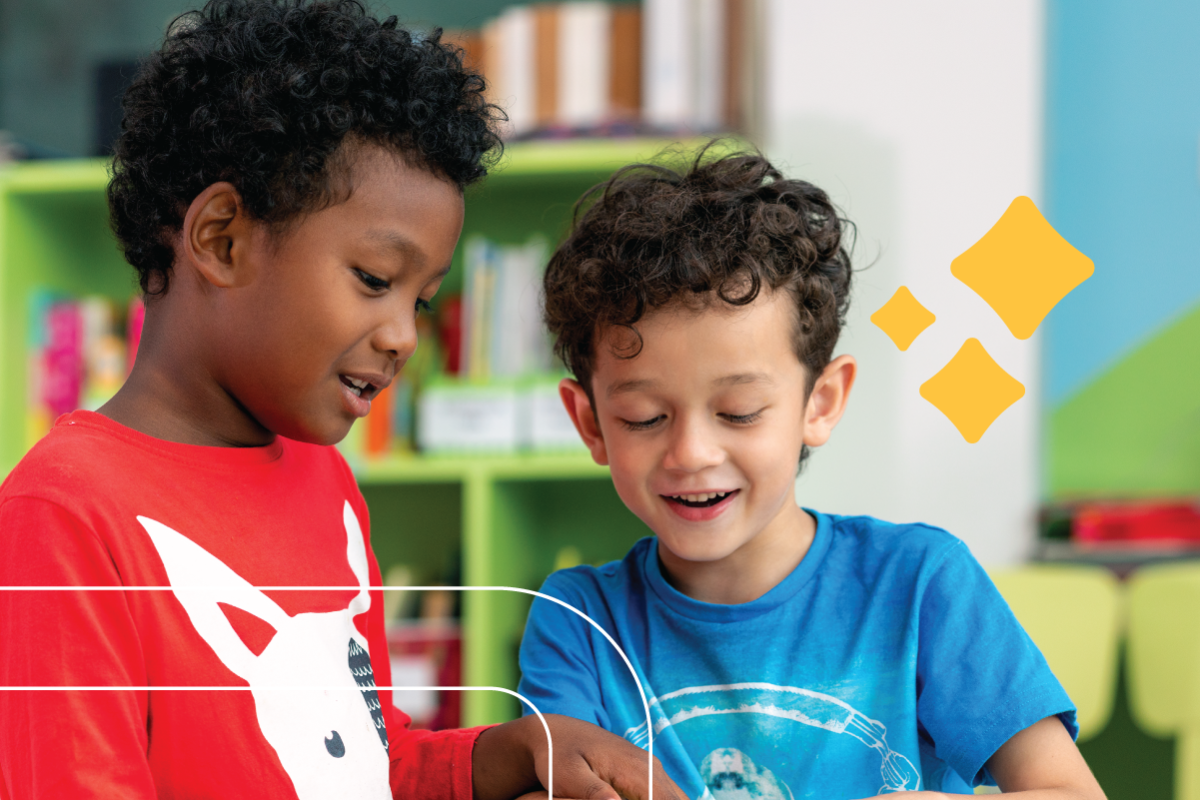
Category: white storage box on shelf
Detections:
[{"x1": 417, "y1": 377, "x2": 587, "y2": 455}]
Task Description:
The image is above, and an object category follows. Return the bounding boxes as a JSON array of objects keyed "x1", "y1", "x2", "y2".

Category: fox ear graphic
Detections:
[
  {"x1": 342, "y1": 502, "x2": 370, "y2": 618},
  {"x1": 139, "y1": 516, "x2": 290, "y2": 680}
]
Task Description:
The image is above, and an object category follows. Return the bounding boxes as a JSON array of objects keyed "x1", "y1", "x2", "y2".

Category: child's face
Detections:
[
  {"x1": 562, "y1": 289, "x2": 854, "y2": 570},
  {"x1": 200, "y1": 147, "x2": 464, "y2": 445}
]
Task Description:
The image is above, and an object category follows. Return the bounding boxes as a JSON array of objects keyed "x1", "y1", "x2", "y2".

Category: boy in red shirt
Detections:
[{"x1": 0, "y1": 2, "x2": 683, "y2": 799}]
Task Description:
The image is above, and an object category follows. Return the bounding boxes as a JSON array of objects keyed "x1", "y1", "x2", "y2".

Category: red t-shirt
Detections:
[{"x1": 0, "y1": 411, "x2": 482, "y2": 799}]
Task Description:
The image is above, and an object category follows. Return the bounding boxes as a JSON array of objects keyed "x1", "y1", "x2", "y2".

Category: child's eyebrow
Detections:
[
  {"x1": 364, "y1": 230, "x2": 453, "y2": 277},
  {"x1": 713, "y1": 372, "x2": 774, "y2": 387},
  {"x1": 607, "y1": 378, "x2": 655, "y2": 398},
  {"x1": 366, "y1": 229, "x2": 422, "y2": 263},
  {"x1": 606, "y1": 372, "x2": 773, "y2": 398}
]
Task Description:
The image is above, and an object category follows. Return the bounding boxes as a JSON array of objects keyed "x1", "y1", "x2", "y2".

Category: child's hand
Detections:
[{"x1": 472, "y1": 713, "x2": 687, "y2": 800}]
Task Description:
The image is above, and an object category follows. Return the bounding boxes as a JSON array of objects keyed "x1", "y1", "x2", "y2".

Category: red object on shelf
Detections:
[
  {"x1": 437, "y1": 295, "x2": 463, "y2": 375},
  {"x1": 386, "y1": 622, "x2": 461, "y2": 730},
  {"x1": 1073, "y1": 501, "x2": 1200, "y2": 545}
]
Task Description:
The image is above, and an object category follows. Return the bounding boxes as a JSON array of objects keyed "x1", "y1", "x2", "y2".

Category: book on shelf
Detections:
[
  {"x1": 26, "y1": 292, "x2": 142, "y2": 445},
  {"x1": 460, "y1": 0, "x2": 760, "y2": 138}
]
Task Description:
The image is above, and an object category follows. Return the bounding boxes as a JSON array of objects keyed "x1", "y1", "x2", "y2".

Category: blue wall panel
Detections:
[{"x1": 1044, "y1": 0, "x2": 1200, "y2": 407}]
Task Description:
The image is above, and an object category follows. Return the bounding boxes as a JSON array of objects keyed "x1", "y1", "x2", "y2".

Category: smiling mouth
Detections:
[
  {"x1": 664, "y1": 491, "x2": 737, "y2": 508},
  {"x1": 340, "y1": 375, "x2": 381, "y2": 401}
]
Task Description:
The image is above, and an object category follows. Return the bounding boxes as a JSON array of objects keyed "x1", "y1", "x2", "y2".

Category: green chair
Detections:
[
  {"x1": 990, "y1": 565, "x2": 1122, "y2": 741},
  {"x1": 1127, "y1": 563, "x2": 1200, "y2": 800}
]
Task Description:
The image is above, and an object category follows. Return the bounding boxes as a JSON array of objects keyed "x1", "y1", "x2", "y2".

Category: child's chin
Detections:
[
  {"x1": 658, "y1": 535, "x2": 740, "y2": 565},
  {"x1": 272, "y1": 416, "x2": 352, "y2": 447}
]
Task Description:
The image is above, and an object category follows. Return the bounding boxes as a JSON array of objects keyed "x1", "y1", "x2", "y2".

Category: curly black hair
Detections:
[
  {"x1": 542, "y1": 144, "x2": 853, "y2": 463},
  {"x1": 108, "y1": 0, "x2": 503, "y2": 294}
]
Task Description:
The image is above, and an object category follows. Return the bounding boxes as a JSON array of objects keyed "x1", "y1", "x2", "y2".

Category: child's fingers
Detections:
[{"x1": 587, "y1": 750, "x2": 687, "y2": 800}]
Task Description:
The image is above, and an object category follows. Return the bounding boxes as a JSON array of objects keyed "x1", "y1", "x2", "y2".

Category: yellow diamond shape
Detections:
[
  {"x1": 951, "y1": 196, "x2": 1093, "y2": 340},
  {"x1": 870, "y1": 286, "x2": 936, "y2": 351},
  {"x1": 920, "y1": 338, "x2": 1025, "y2": 443}
]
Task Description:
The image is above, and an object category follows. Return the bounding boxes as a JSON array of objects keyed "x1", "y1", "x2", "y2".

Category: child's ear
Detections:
[
  {"x1": 180, "y1": 182, "x2": 256, "y2": 289},
  {"x1": 802, "y1": 354, "x2": 857, "y2": 448},
  {"x1": 559, "y1": 378, "x2": 609, "y2": 466}
]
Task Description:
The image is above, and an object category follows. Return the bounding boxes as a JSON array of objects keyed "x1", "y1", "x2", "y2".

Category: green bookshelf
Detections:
[{"x1": 0, "y1": 138, "x2": 691, "y2": 726}]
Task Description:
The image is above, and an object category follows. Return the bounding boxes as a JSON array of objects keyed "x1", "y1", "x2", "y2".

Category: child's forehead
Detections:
[{"x1": 594, "y1": 290, "x2": 804, "y2": 374}]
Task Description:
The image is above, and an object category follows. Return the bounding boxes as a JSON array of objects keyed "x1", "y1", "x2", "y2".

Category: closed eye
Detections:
[
  {"x1": 621, "y1": 415, "x2": 665, "y2": 431},
  {"x1": 354, "y1": 268, "x2": 389, "y2": 292},
  {"x1": 721, "y1": 410, "x2": 763, "y2": 425},
  {"x1": 416, "y1": 298, "x2": 433, "y2": 315}
]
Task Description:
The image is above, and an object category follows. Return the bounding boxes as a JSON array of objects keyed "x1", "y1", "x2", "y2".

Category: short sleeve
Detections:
[
  {"x1": 0, "y1": 496, "x2": 158, "y2": 799},
  {"x1": 517, "y1": 572, "x2": 610, "y2": 728},
  {"x1": 916, "y1": 541, "x2": 1077, "y2": 787}
]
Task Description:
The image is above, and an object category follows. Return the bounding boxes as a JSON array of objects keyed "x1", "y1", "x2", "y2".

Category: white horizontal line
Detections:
[
  {"x1": 2, "y1": 686, "x2": 508, "y2": 692},
  {"x1": 0, "y1": 586, "x2": 523, "y2": 591}
]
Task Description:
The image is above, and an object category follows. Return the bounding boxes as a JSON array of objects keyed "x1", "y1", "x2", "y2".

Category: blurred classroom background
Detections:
[{"x1": 1, "y1": 1, "x2": 1198, "y2": 797}]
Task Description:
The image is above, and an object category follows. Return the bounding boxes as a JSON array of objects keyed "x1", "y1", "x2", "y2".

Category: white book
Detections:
[
  {"x1": 500, "y1": 6, "x2": 537, "y2": 136},
  {"x1": 558, "y1": 2, "x2": 612, "y2": 128},
  {"x1": 491, "y1": 245, "x2": 523, "y2": 378},
  {"x1": 693, "y1": 0, "x2": 725, "y2": 130},
  {"x1": 643, "y1": 0, "x2": 694, "y2": 128},
  {"x1": 516, "y1": 238, "x2": 550, "y2": 374}
]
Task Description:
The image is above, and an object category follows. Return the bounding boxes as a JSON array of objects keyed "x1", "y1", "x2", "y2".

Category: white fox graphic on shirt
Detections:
[{"x1": 140, "y1": 500, "x2": 391, "y2": 800}]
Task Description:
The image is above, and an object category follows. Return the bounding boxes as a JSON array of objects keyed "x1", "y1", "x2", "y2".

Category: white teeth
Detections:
[
  {"x1": 673, "y1": 492, "x2": 730, "y2": 503},
  {"x1": 347, "y1": 377, "x2": 369, "y2": 390}
]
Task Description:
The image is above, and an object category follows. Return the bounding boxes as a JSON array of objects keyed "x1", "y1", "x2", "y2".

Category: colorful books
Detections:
[
  {"x1": 463, "y1": 0, "x2": 759, "y2": 138},
  {"x1": 26, "y1": 292, "x2": 140, "y2": 445},
  {"x1": 460, "y1": 235, "x2": 551, "y2": 381}
]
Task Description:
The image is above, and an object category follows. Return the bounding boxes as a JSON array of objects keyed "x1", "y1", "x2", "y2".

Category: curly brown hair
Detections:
[
  {"x1": 108, "y1": 0, "x2": 503, "y2": 295},
  {"x1": 543, "y1": 144, "x2": 854, "y2": 406}
]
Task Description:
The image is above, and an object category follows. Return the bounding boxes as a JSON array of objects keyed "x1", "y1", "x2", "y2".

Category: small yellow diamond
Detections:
[
  {"x1": 951, "y1": 196, "x2": 1093, "y2": 340},
  {"x1": 870, "y1": 286, "x2": 936, "y2": 351},
  {"x1": 920, "y1": 338, "x2": 1025, "y2": 443}
]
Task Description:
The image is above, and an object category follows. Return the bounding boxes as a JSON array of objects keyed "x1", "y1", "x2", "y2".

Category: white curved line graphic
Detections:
[{"x1": 0, "y1": 585, "x2": 655, "y2": 800}]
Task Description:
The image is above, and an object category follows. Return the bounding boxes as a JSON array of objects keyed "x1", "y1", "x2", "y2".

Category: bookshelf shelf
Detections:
[
  {"x1": 0, "y1": 140, "x2": 664, "y2": 727},
  {"x1": 356, "y1": 452, "x2": 609, "y2": 484}
]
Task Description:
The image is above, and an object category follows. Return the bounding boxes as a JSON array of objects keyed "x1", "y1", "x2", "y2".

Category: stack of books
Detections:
[
  {"x1": 446, "y1": 0, "x2": 763, "y2": 139},
  {"x1": 26, "y1": 292, "x2": 142, "y2": 444}
]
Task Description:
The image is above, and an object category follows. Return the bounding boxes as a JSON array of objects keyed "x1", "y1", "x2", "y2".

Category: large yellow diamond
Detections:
[
  {"x1": 920, "y1": 338, "x2": 1025, "y2": 443},
  {"x1": 870, "y1": 286, "x2": 936, "y2": 351},
  {"x1": 951, "y1": 196, "x2": 1093, "y2": 339}
]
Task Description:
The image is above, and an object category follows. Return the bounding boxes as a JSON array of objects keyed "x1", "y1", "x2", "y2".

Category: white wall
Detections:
[{"x1": 765, "y1": 0, "x2": 1044, "y2": 566}]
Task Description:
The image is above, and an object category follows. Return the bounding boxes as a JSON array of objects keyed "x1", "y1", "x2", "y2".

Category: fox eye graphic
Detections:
[{"x1": 324, "y1": 730, "x2": 345, "y2": 758}]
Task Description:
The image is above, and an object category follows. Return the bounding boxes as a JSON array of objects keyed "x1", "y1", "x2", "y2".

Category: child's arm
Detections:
[
  {"x1": 985, "y1": 715, "x2": 1105, "y2": 797},
  {"x1": 861, "y1": 715, "x2": 1105, "y2": 800},
  {"x1": 0, "y1": 498, "x2": 159, "y2": 797},
  {"x1": 471, "y1": 712, "x2": 686, "y2": 800}
]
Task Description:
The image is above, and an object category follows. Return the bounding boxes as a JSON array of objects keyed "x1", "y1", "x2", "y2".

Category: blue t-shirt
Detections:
[{"x1": 517, "y1": 511, "x2": 1076, "y2": 800}]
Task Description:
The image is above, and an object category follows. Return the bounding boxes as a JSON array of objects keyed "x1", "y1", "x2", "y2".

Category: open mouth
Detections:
[
  {"x1": 340, "y1": 375, "x2": 381, "y2": 401},
  {"x1": 664, "y1": 490, "x2": 737, "y2": 508}
]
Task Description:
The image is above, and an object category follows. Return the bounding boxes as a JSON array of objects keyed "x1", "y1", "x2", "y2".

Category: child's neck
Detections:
[
  {"x1": 98, "y1": 298, "x2": 275, "y2": 448},
  {"x1": 657, "y1": 503, "x2": 817, "y2": 605}
]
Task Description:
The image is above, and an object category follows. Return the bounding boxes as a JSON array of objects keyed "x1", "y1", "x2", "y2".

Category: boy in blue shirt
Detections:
[{"x1": 518, "y1": 148, "x2": 1106, "y2": 800}]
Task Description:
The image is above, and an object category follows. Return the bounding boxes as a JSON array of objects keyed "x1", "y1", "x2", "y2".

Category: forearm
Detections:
[{"x1": 471, "y1": 716, "x2": 542, "y2": 800}]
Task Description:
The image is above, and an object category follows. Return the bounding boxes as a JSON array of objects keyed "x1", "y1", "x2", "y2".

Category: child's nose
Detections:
[
  {"x1": 663, "y1": 416, "x2": 724, "y2": 473},
  {"x1": 374, "y1": 312, "x2": 418, "y2": 361}
]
